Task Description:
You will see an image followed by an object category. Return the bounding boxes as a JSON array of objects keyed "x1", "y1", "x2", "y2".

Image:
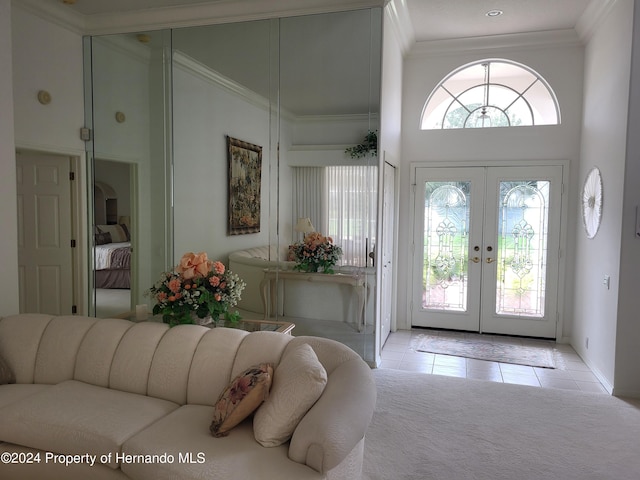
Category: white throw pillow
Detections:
[{"x1": 253, "y1": 343, "x2": 327, "y2": 447}]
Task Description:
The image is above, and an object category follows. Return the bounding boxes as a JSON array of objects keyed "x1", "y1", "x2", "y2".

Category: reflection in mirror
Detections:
[
  {"x1": 276, "y1": 9, "x2": 382, "y2": 363},
  {"x1": 85, "y1": 9, "x2": 382, "y2": 364},
  {"x1": 86, "y1": 30, "x2": 173, "y2": 318}
]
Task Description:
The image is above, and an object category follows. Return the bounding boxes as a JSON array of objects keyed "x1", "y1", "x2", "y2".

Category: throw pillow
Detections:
[
  {"x1": 253, "y1": 343, "x2": 327, "y2": 447},
  {"x1": 96, "y1": 224, "x2": 128, "y2": 243},
  {"x1": 95, "y1": 231, "x2": 112, "y2": 245},
  {"x1": 0, "y1": 353, "x2": 15, "y2": 385},
  {"x1": 210, "y1": 363, "x2": 273, "y2": 438}
]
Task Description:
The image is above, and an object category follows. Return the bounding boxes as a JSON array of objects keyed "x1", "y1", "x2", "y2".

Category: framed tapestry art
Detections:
[{"x1": 227, "y1": 136, "x2": 262, "y2": 235}]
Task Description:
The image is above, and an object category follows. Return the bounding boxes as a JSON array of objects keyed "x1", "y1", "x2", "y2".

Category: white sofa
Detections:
[
  {"x1": 0, "y1": 314, "x2": 376, "y2": 480},
  {"x1": 229, "y1": 245, "x2": 295, "y2": 314}
]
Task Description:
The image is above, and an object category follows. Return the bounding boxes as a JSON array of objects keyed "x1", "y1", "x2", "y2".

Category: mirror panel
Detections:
[
  {"x1": 277, "y1": 9, "x2": 381, "y2": 362},
  {"x1": 85, "y1": 30, "x2": 173, "y2": 317}
]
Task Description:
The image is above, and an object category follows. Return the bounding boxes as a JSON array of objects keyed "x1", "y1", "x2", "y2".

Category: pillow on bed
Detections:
[
  {"x1": 96, "y1": 224, "x2": 128, "y2": 243},
  {"x1": 95, "y1": 231, "x2": 112, "y2": 245}
]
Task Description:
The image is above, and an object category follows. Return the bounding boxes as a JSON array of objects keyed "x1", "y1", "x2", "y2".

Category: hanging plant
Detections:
[{"x1": 345, "y1": 130, "x2": 378, "y2": 158}]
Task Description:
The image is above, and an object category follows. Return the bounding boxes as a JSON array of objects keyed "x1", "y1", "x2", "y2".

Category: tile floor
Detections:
[{"x1": 381, "y1": 328, "x2": 608, "y2": 394}]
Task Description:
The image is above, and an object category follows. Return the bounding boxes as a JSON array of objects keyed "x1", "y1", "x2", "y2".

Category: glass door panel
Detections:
[
  {"x1": 496, "y1": 180, "x2": 550, "y2": 317},
  {"x1": 423, "y1": 181, "x2": 471, "y2": 312}
]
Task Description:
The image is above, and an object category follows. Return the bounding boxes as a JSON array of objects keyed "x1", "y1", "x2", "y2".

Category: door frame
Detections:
[{"x1": 409, "y1": 159, "x2": 570, "y2": 340}]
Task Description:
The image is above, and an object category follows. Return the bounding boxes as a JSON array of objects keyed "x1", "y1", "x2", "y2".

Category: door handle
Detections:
[
  {"x1": 486, "y1": 258, "x2": 495, "y2": 264},
  {"x1": 470, "y1": 257, "x2": 480, "y2": 263}
]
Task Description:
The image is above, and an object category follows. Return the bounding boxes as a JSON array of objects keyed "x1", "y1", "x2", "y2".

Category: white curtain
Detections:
[
  {"x1": 292, "y1": 167, "x2": 326, "y2": 241},
  {"x1": 293, "y1": 165, "x2": 378, "y2": 267},
  {"x1": 326, "y1": 165, "x2": 378, "y2": 267}
]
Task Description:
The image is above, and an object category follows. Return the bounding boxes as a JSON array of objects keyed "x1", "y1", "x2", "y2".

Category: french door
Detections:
[{"x1": 411, "y1": 166, "x2": 563, "y2": 338}]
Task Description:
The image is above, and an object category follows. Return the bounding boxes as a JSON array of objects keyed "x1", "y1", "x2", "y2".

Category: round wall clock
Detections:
[{"x1": 581, "y1": 167, "x2": 603, "y2": 239}]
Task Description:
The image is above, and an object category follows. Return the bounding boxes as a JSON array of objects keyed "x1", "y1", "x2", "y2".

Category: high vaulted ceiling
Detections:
[{"x1": 42, "y1": 0, "x2": 597, "y2": 43}]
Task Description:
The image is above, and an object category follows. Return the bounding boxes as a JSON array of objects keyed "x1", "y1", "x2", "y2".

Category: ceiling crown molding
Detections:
[
  {"x1": 408, "y1": 29, "x2": 582, "y2": 58},
  {"x1": 384, "y1": 0, "x2": 414, "y2": 56},
  {"x1": 13, "y1": 0, "x2": 85, "y2": 34},
  {"x1": 575, "y1": 0, "x2": 617, "y2": 43},
  {"x1": 38, "y1": 0, "x2": 384, "y2": 36}
]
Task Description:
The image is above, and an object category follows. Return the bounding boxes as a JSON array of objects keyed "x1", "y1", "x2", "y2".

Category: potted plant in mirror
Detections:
[
  {"x1": 289, "y1": 232, "x2": 343, "y2": 274},
  {"x1": 345, "y1": 130, "x2": 377, "y2": 158},
  {"x1": 147, "y1": 252, "x2": 246, "y2": 327}
]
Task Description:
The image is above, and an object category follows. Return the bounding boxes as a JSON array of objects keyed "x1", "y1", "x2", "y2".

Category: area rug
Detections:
[
  {"x1": 417, "y1": 335, "x2": 556, "y2": 368},
  {"x1": 363, "y1": 369, "x2": 640, "y2": 480}
]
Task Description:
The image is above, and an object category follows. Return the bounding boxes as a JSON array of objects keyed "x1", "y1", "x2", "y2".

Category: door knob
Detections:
[
  {"x1": 470, "y1": 257, "x2": 480, "y2": 263},
  {"x1": 486, "y1": 258, "x2": 495, "y2": 264}
]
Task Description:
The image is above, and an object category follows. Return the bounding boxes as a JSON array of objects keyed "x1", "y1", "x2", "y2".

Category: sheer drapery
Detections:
[
  {"x1": 291, "y1": 167, "x2": 326, "y2": 241},
  {"x1": 292, "y1": 165, "x2": 377, "y2": 267}
]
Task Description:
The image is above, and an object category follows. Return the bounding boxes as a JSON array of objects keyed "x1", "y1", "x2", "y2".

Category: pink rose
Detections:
[
  {"x1": 176, "y1": 252, "x2": 212, "y2": 279},
  {"x1": 213, "y1": 261, "x2": 225, "y2": 274},
  {"x1": 209, "y1": 276, "x2": 220, "y2": 287},
  {"x1": 168, "y1": 278, "x2": 181, "y2": 293}
]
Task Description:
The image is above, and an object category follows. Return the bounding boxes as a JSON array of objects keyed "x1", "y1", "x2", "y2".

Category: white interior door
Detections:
[
  {"x1": 380, "y1": 161, "x2": 396, "y2": 346},
  {"x1": 412, "y1": 165, "x2": 563, "y2": 338},
  {"x1": 17, "y1": 152, "x2": 74, "y2": 315}
]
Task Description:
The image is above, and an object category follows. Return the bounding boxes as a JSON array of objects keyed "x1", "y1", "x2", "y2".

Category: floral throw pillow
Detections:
[
  {"x1": 210, "y1": 363, "x2": 273, "y2": 438},
  {"x1": 0, "y1": 353, "x2": 15, "y2": 385}
]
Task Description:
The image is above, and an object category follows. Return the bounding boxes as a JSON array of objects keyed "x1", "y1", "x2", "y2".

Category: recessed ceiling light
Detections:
[{"x1": 486, "y1": 10, "x2": 503, "y2": 17}]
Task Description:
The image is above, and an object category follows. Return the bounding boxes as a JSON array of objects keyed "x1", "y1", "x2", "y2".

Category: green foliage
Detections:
[{"x1": 345, "y1": 131, "x2": 378, "y2": 158}]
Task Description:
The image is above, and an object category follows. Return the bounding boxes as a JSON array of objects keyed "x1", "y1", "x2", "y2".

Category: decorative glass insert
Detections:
[
  {"x1": 422, "y1": 182, "x2": 470, "y2": 311},
  {"x1": 421, "y1": 60, "x2": 560, "y2": 130},
  {"x1": 496, "y1": 180, "x2": 550, "y2": 317}
]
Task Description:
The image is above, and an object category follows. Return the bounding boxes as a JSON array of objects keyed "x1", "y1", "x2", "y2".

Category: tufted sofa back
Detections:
[{"x1": 0, "y1": 314, "x2": 304, "y2": 406}]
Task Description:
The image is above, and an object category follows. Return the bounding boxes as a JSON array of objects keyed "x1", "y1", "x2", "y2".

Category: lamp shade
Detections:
[{"x1": 294, "y1": 217, "x2": 315, "y2": 234}]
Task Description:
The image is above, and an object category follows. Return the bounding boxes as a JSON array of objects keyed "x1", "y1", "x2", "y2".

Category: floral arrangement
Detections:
[
  {"x1": 147, "y1": 252, "x2": 246, "y2": 327},
  {"x1": 289, "y1": 232, "x2": 343, "y2": 274}
]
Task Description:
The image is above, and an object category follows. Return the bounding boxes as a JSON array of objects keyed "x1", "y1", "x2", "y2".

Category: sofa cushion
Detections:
[
  {"x1": 0, "y1": 384, "x2": 49, "y2": 409},
  {"x1": 0, "y1": 314, "x2": 54, "y2": 383},
  {"x1": 254, "y1": 343, "x2": 327, "y2": 447},
  {"x1": 0, "y1": 354, "x2": 14, "y2": 385},
  {"x1": 0, "y1": 380, "x2": 178, "y2": 469},
  {"x1": 122, "y1": 405, "x2": 324, "y2": 480},
  {"x1": 210, "y1": 363, "x2": 273, "y2": 438}
]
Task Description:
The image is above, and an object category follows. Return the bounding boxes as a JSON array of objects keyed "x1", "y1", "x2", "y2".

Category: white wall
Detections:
[
  {"x1": 8, "y1": 5, "x2": 85, "y2": 315},
  {"x1": 12, "y1": 7, "x2": 84, "y2": 155},
  {"x1": 616, "y1": 0, "x2": 640, "y2": 396},
  {"x1": 397, "y1": 40, "x2": 584, "y2": 335},
  {"x1": 573, "y1": 0, "x2": 634, "y2": 393},
  {"x1": 0, "y1": 0, "x2": 19, "y2": 317},
  {"x1": 172, "y1": 62, "x2": 272, "y2": 263}
]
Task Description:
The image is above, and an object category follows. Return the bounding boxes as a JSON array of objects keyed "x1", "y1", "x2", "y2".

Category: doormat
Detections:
[{"x1": 417, "y1": 336, "x2": 556, "y2": 369}]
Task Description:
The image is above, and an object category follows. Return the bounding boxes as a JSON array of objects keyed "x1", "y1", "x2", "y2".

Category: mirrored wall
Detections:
[{"x1": 84, "y1": 8, "x2": 381, "y2": 363}]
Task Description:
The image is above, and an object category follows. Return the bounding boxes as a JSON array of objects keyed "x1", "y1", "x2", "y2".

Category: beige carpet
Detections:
[{"x1": 363, "y1": 369, "x2": 640, "y2": 480}]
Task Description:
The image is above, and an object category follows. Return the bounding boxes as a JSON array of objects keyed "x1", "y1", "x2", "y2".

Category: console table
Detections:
[{"x1": 260, "y1": 269, "x2": 367, "y2": 332}]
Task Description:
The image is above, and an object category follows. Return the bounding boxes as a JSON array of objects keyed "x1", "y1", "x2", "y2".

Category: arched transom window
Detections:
[{"x1": 421, "y1": 59, "x2": 560, "y2": 130}]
